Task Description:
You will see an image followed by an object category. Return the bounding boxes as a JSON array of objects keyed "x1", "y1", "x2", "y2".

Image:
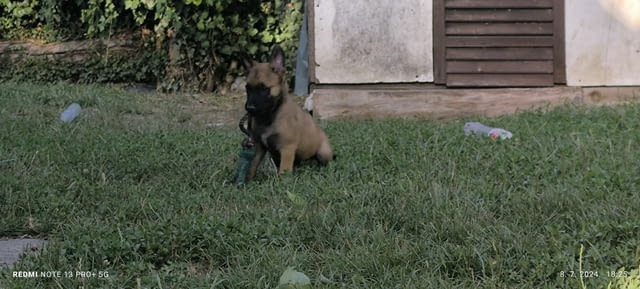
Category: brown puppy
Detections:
[{"x1": 242, "y1": 45, "x2": 334, "y2": 181}]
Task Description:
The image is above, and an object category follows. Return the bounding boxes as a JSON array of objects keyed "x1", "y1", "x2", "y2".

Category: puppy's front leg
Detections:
[
  {"x1": 278, "y1": 145, "x2": 296, "y2": 175},
  {"x1": 247, "y1": 143, "x2": 266, "y2": 181}
]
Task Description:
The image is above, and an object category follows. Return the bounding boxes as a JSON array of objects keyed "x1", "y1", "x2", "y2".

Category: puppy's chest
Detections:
[{"x1": 251, "y1": 125, "x2": 280, "y2": 149}]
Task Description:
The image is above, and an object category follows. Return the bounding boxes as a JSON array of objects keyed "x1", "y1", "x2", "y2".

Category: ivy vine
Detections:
[{"x1": 0, "y1": 0, "x2": 304, "y2": 92}]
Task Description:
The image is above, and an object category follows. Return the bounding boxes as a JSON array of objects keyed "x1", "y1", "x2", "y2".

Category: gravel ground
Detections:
[{"x1": 0, "y1": 238, "x2": 48, "y2": 268}]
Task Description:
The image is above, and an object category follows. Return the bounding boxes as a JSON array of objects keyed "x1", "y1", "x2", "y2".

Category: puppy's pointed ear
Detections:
[
  {"x1": 269, "y1": 45, "x2": 285, "y2": 73},
  {"x1": 240, "y1": 52, "x2": 255, "y2": 73}
]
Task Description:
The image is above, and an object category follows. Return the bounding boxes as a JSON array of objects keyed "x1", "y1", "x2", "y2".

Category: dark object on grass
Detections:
[{"x1": 232, "y1": 140, "x2": 255, "y2": 185}]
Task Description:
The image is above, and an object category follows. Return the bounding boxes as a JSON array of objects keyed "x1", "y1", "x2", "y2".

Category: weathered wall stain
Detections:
[
  {"x1": 314, "y1": 0, "x2": 433, "y2": 83},
  {"x1": 331, "y1": 2, "x2": 409, "y2": 72}
]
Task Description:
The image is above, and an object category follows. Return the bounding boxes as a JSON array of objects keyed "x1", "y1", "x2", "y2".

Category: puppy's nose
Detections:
[{"x1": 245, "y1": 104, "x2": 256, "y2": 112}]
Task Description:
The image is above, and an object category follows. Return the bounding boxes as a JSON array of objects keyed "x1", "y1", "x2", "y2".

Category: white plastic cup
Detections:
[{"x1": 60, "y1": 103, "x2": 81, "y2": 123}]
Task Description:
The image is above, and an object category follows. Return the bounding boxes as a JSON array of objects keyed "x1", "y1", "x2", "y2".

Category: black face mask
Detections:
[{"x1": 245, "y1": 85, "x2": 282, "y2": 119}]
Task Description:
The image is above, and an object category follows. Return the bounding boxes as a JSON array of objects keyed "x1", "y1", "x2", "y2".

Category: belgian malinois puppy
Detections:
[{"x1": 242, "y1": 45, "x2": 334, "y2": 181}]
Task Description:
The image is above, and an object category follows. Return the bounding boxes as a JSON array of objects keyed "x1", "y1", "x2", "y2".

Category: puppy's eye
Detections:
[{"x1": 246, "y1": 85, "x2": 271, "y2": 96}]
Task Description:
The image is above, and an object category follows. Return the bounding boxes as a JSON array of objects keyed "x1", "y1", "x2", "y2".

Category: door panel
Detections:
[{"x1": 433, "y1": 0, "x2": 566, "y2": 87}]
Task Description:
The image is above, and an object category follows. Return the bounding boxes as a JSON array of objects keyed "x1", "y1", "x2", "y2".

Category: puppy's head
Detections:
[{"x1": 241, "y1": 45, "x2": 286, "y2": 117}]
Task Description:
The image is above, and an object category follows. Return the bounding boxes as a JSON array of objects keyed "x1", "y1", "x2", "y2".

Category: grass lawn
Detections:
[{"x1": 1, "y1": 81, "x2": 639, "y2": 288}]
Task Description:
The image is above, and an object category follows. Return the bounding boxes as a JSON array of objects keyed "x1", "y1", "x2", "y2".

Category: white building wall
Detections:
[
  {"x1": 313, "y1": 0, "x2": 639, "y2": 86},
  {"x1": 313, "y1": 0, "x2": 433, "y2": 83},
  {"x1": 566, "y1": 0, "x2": 640, "y2": 86}
]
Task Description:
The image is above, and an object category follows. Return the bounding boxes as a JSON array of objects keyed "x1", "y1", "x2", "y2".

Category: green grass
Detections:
[{"x1": 1, "y1": 81, "x2": 639, "y2": 288}]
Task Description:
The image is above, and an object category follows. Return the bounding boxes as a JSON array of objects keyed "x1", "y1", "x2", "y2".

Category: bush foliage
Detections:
[{"x1": 0, "y1": 0, "x2": 304, "y2": 91}]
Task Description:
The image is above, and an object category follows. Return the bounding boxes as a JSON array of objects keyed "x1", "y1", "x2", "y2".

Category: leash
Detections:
[
  {"x1": 238, "y1": 113, "x2": 253, "y2": 149},
  {"x1": 238, "y1": 113, "x2": 250, "y2": 136},
  {"x1": 237, "y1": 112, "x2": 278, "y2": 172},
  {"x1": 232, "y1": 113, "x2": 254, "y2": 185}
]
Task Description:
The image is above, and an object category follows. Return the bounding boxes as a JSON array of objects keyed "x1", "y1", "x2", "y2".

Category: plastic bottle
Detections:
[
  {"x1": 464, "y1": 122, "x2": 513, "y2": 140},
  {"x1": 60, "y1": 103, "x2": 81, "y2": 123}
]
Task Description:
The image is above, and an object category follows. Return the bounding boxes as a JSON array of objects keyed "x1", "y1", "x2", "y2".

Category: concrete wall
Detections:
[
  {"x1": 313, "y1": 0, "x2": 433, "y2": 83},
  {"x1": 566, "y1": 0, "x2": 640, "y2": 86},
  {"x1": 312, "y1": 0, "x2": 639, "y2": 86}
]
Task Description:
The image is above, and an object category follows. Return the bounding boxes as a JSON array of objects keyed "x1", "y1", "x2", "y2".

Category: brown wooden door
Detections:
[{"x1": 433, "y1": 0, "x2": 566, "y2": 87}]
